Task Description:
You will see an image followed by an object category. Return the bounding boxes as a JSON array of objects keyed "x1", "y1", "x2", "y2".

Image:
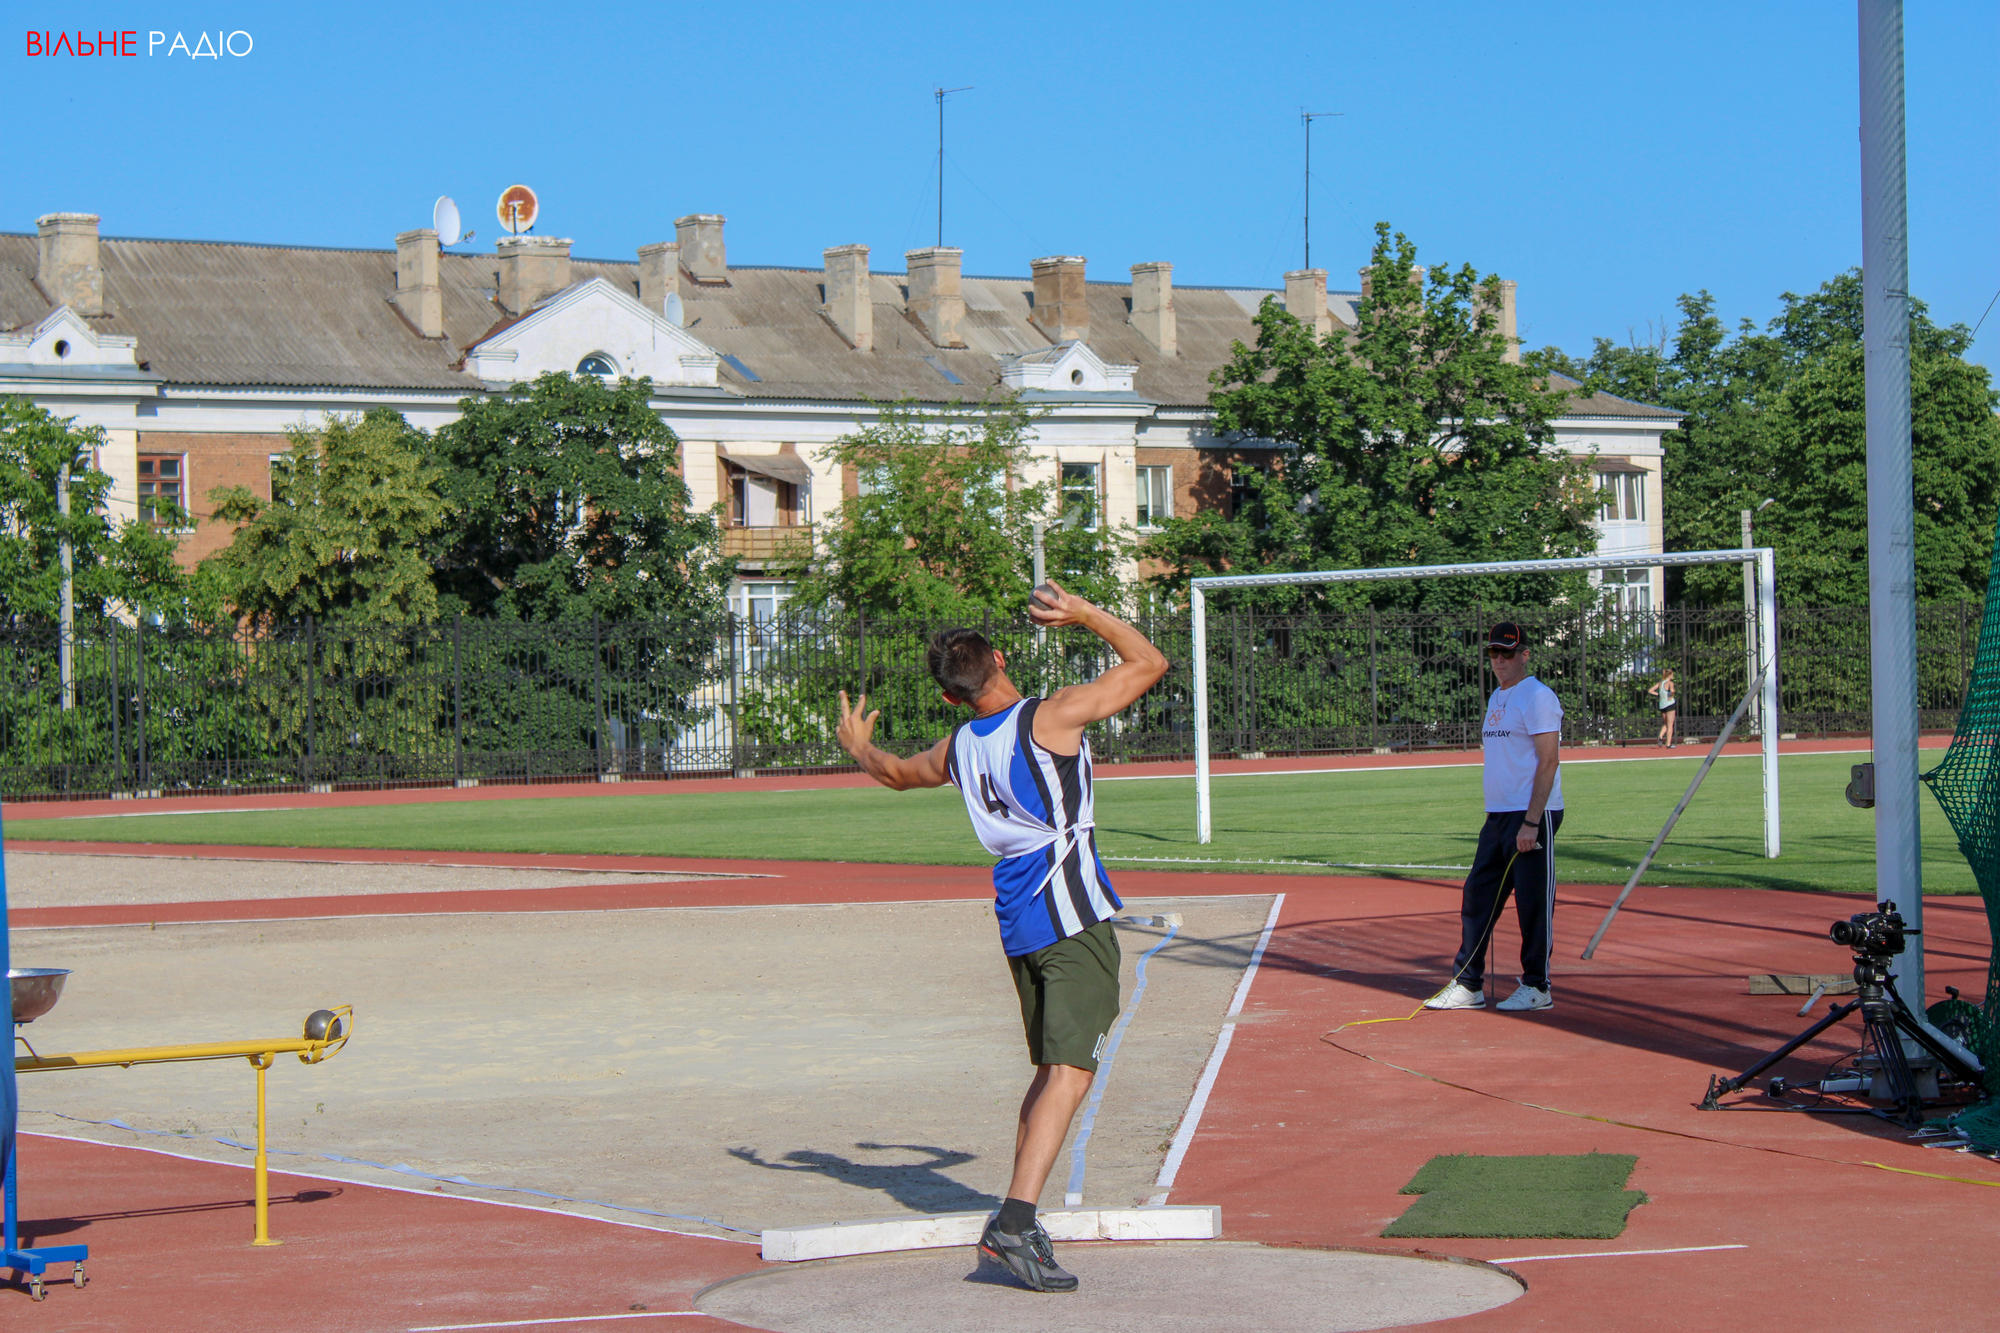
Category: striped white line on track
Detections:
[
  {"x1": 1149, "y1": 892, "x2": 1285, "y2": 1204},
  {"x1": 409, "y1": 1314, "x2": 703, "y2": 1330},
  {"x1": 1491, "y1": 1243, "x2": 1748, "y2": 1263}
]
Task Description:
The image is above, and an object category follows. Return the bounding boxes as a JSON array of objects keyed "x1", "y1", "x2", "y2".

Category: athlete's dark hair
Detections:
[{"x1": 928, "y1": 628, "x2": 999, "y2": 704}]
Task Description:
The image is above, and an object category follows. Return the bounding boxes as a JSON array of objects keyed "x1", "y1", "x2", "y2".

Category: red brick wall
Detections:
[{"x1": 139, "y1": 431, "x2": 289, "y2": 567}]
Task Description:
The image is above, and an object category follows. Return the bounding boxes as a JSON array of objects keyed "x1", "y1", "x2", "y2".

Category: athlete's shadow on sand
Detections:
[{"x1": 728, "y1": 1143, "x2": 996, "y2": 1214}]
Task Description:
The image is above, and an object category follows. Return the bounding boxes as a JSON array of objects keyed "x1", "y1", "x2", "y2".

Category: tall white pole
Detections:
[
  {"x1": 58, "y1": 461, "x2": 73, "y2": 712},
  {"x1": 1192, "y1": 586, "x2": 1211, "y2": 844},
  {"x1": 1741, "y1": 509, "x2": 1758, "y2": 734},
  {"x1": 1859, "y1": 0, "x2": 1923, "y2": 1001},
  {"x1": 1757, "y1": 548, "x2": 1781, "y2": 858}
]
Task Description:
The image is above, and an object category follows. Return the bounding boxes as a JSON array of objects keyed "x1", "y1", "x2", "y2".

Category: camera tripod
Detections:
[{"x1": 1701, "y1": 949, "x2": 1985, "y2": 1127}]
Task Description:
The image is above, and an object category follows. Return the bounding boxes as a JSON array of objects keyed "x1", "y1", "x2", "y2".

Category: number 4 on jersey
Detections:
[{"x1": 979, "y1": 773, "x2": 1012, "y2": 818}]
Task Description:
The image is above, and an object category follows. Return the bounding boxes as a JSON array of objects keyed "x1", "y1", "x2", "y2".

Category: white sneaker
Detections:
[
  {"x1": 1496, "y1": 984, "x2": 1553, "y2": 1012},
  {"x1": 1423, "y1": 982, "x2": 1485, "y2": 1010}
]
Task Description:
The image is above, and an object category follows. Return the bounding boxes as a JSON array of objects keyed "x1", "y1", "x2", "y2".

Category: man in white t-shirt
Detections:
[{"x1": 1425, "y1": 621, "x2": 1565, "y2": 1013}]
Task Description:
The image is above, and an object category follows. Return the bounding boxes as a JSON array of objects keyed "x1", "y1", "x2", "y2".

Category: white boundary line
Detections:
[
  {"x1": 1100, "y1": 749, "x2": 1872, "y2": 783},
  {"x1": 1491, "y1": 1243, "x2": 1748, "y2": 1263},
  {"x1": 1149, "y1": 892, "x2": 1284, "y2": 1205},
  {"x1": 11, "y1": 895, "x2": 1001, "y2": 931},
  {"x1": 409, "y1": 1314, "x2": 703, "y2": 1330},
  {"x1": 16, "y1": 1129, "x2": 759, "y2": 1244}
]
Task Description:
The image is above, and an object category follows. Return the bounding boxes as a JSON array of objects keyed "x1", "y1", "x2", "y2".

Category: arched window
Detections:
[{"x1": 577, "y1": 353, "x2": 617, "y2": 376}]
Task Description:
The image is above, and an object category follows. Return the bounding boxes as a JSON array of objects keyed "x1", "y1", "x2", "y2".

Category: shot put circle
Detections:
[{"x1": 696, "y1": 1242, "x2": 1524, "y2": 1331}]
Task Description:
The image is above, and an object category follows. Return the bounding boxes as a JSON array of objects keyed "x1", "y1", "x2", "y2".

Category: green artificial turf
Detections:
[
  {"x1": 3, "y1": 750, "x2": 1975, "y2": 895},
  {"x1": 1383, "y1": 1152, "x2": 1647, "y2": 1239},
  {"x1": 1382, "y1": 1188, "x2": 1649, "y2": 1240},
  {"x1": 1399, "y1": 1152, "x2": 1638, "y2": 1195}
]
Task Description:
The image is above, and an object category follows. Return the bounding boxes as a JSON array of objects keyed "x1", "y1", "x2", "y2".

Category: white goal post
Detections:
[{"x1": 1189, "y1": 548, "x2": 1781, "y2": 855}]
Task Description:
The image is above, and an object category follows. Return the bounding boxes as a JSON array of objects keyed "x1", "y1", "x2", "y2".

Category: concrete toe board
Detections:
[{"x1": 696, "y1": 1241, "x2": 1525, "y2": 1332}]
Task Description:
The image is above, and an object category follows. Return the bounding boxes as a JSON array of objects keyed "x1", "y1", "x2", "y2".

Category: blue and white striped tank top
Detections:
[{"x1": 945, "y1": 698, "x2": 1122, "y2": 957}]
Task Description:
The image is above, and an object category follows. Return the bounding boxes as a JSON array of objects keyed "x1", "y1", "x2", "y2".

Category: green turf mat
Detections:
[
  {"x1": 1384, "y1": 1152, "x2": 1646, "y2": 1239},
  {"x1": 1382, "y1": 1187, "x2": 1648, "y2": 1239},
  {"x1": 1398, "y1": 1152, "x2": 1637, "y2": 1196}
]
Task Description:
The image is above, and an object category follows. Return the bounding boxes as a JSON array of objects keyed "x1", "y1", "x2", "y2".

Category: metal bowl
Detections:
[{"x1": 9, "y1": 968, "x2": 71, "y2": 1025}]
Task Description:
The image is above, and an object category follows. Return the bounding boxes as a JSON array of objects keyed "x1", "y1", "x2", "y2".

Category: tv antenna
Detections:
[
  {"x1": 935, "y1": 85, "x2": 973, "y2": 248},
  {"x1": 1301, "y1": 109, "x2": 1342, "y2": 270},
  {"x1": 433, "y1": 196, "x2": 473, "y2": 246},
  {"x1": 497, "y1": 183, "x2": 539, "y2": 235}
]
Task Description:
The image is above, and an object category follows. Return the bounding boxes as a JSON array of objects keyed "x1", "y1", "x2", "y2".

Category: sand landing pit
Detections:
[{"x1": 696, "y1": 1242, "x2": 1524, "y2": 1332}]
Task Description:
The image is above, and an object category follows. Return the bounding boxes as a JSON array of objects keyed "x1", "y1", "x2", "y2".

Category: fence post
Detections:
[
  {"x1": 305, "y1": 615, "x2": 317, "y2": 787},
  {"x1": 592, "y1": 617, "x2": 606, "y2": 775},
  {"x1": 451, "y1": 616, "x2": 464, "y2": 783},
  {"x1": 1368, "y1": 607, "x2": 1379, "y2": 750},
  {"x1": 109, "y1": 620, "x2": 123, "y2": 793},
  {"x1": 727, "y1": 612, "x2": 743, "y2": 777},
  {"x1": 1962, "y1": 600, "x2": 1972, "y2": 714},
  {"x1": 133, "y1": 616, "x2": 149, "y2": 789}
]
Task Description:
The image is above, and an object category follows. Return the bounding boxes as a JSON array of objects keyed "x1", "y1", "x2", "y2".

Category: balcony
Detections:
[{"x1": 722, "y1": 525, "x2": 812, "y2": 565}]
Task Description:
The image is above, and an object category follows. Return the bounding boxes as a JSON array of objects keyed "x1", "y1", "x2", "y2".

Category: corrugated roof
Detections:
[{"x1": 0, "y1": 229, "x2": 1678, "y2": 420}]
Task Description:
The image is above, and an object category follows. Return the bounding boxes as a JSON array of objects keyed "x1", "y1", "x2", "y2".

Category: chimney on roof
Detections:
[
  {"x1": 497, "y1": 234, "x2": 572, "y2": 314},
  {"x1": 37, "y1": 213, "x2": 104, "y2": 316},
  {"x1": 1358, "y1": 264, "x2": 1425, "y2": 308},
  {"x1": 822, "y1": 244, "x2": 873, "y2": 352},
  {"x1": 1479, "y1": 278, "x2": 1520, "y2": 364},
  {"x1": 638, "y1": 240, "x2": 681, "y2": 314},
  {"x1": 1284, "y1": 269, "x2": 1331, "y2": 338},
  {"x1": 1129, "y1": 262, "x2": 1176, "y2": 356},
  {"x1": 676, "y1": 214, "x2": 727, "y2": 283},
  {"x1": 394, "y1": 228, "x2": 444, "y2": 339},
  {"x1": 905, "y1": 247, "x2": 966, "y2": 348},
  {"x1": 1029, "y1": 256, "x2": 1089, "y2": 343}
]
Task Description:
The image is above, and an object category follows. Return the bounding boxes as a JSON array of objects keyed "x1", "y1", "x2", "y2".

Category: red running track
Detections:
[{"x1": 5, "y1": 773, "x2": 1996, "y2": 1326}]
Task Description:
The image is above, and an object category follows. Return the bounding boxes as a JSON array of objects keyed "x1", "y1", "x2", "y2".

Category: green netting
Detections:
[{"x1": 1922, "y1": 523, "x2": 2000, "y2": 1144}]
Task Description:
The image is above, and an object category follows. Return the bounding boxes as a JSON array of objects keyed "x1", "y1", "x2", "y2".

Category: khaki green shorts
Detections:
[{"x1": 1007, "y1": 920, "x2": 1122, "y2": 1071}]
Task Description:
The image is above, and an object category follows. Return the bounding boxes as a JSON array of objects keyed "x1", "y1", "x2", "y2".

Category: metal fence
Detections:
[{"x1": 0, "y1": 602, "x2": 1979, "y2": 800}]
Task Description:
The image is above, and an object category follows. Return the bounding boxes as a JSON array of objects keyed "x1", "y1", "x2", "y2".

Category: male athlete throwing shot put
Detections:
[{"x1": 835, "y1": 580, "x2": 1167, "y2": 1293}]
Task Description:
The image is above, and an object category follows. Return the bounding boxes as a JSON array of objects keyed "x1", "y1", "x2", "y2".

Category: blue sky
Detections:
[{"x1": 12, "y1": 1, "x2": 1997, "y2": 370}]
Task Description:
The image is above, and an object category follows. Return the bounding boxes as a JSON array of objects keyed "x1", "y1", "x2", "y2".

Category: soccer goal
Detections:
[{"x1": 1188, "y1": 547, "x2": 1781, "y2": 853}]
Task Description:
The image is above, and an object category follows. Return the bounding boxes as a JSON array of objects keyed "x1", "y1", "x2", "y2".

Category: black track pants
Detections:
[{"x1": 1453, "y1": 809, "x2": 1563, "y2": 994}]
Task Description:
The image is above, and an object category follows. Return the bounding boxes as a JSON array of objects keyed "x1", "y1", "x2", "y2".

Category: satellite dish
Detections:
[
  {"x1": 497, "y1": 183, "x2": 539, "y2": 235},
  {"x1": 663, "y1": 292, "x2": 685, "y2": 327},
  {"x1": 433, "y1": 196, "x2": 462, "y2": 246}
]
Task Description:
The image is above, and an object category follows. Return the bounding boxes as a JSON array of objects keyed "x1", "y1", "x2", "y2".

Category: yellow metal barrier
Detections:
[{"x1": 15, "y1": 1006, "x2": 352, "y2": 1246}]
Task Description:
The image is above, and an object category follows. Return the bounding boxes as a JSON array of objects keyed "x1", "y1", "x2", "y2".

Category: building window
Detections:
[
  {"x1": 577, "y1": 353, "x2": 617, "y2": 376},
  {"x1": 732, "y1": 580, "x2": 796, "y2": 674},
  {"x1": 1600, "y1": 567, "x2": 1653, "y2": 616},
  {"x1": 138, "y1": 454, "x2": 185, "y2": 525},
  {"x1": 1059, "y1": 462, "x2": 1101, "y2": 530},
  {"x1": 1136, "y1": 465, "x2": 1172, "y2": 530},
  {"x1": 1597, "y1": 471, "x2": 1645, "y2": 523},
  {"x1": 1228, "y1": 464, "x2": 1259, "y2": 520}
]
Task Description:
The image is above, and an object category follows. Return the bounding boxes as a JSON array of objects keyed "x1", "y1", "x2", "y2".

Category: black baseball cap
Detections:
[{"x1": 1486, "y1": 622, "x2": 1526, "y2": 651}]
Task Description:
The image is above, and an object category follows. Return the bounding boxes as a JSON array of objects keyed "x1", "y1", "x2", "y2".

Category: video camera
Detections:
[{"x1": 1829, "y1": 901, "x2": 1906, "y2": 957}]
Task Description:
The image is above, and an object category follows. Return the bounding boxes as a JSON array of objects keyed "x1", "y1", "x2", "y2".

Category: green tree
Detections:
[
  {"x1": 1562, "y1": 275, "x2": 2000, "y2": 606},
  {"x1": 0, "y1": 397, "x2": 191, "y2": 624},
  {"x1": 431, "y1": 372, "x2": 733, "y2": 623},
  {"x1": 201, "y1": 408, "x2": 450, "y2": 626},
  {"x1": 784, "y1": 398, "x2": 1129, "y2": 619},
  {"x1": 1145, "y1": 223, "x2": 1595, "y2": 611}
]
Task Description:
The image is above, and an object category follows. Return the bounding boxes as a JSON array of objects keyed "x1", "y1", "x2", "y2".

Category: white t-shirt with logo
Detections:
[{"x1": 1481, "y1": 675, "x2": 1564, "y2": 813}]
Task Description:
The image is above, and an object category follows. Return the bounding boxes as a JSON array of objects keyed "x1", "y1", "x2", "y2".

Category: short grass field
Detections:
[{"x1": 3, "y1": 750, "x2": 1975, "y2": 897}]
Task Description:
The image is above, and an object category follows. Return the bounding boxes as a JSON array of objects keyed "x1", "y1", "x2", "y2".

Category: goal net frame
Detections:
[{"x1": 1189, "y1": 547, "x2": 1781, "y2": 854}]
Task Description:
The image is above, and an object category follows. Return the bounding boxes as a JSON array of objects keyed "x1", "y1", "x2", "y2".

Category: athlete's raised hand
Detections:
[
  {"x1": 1028, "y1": 579, "x2": 1092, "y2": 629},
  {"x1": 837, "y1": 690, "x2": 879, "y2": 758}
]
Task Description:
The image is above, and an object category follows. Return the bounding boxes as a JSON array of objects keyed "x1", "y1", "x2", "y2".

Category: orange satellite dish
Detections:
[{"x1": 497, "y1": 184, "x2": 539, "y2": 234}]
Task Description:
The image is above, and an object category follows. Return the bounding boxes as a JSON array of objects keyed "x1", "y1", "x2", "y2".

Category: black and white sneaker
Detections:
[{"x1": 977, "y1": 1214, "x2": 1079, "y2": 1293}]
